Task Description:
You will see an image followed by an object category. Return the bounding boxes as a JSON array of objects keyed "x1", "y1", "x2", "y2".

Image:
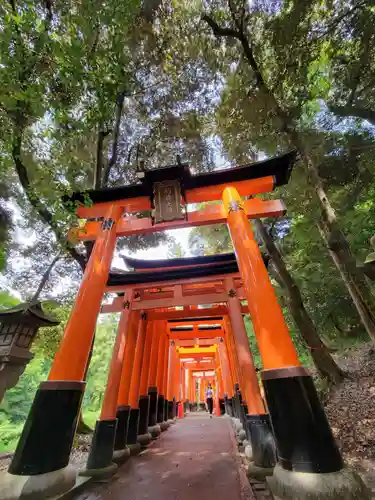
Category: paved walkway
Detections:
[{"x1": 73, "y1": 414, "x2": 254, "y2": 500}]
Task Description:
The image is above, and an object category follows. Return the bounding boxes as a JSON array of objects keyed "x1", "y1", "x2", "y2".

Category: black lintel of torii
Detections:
[
  {"x1": 64, "y1": 149, "x2": 298, "y2": 206},
  {"x1": 107, "y1": 253, "x2": 270, "y2": 287}
]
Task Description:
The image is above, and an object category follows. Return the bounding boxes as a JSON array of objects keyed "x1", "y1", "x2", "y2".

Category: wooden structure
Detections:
[
  {"x1": 4, "y1": 150, "x2": 351, "y2": 500},
  {"x1": 0, "y1": 301, "x2": 59, "y2": 404}
]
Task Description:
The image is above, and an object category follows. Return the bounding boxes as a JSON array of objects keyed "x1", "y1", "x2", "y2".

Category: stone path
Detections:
[{"x1": 72, "y1": 414, "x2": 254, "y2": 500}]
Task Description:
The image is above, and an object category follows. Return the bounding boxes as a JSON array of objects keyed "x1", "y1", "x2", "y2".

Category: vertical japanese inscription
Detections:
[{"x1": 153, "y1": 180, "x2": 185, "y2": 223}]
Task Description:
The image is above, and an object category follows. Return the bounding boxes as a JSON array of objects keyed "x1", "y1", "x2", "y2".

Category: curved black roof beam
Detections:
[
  {"x1": 122, "y1": 252, "x2": 236, "y2": 270},
  {"x1": 65, "y1": 150, "x2": 297, "y2": 206},
  {"x1": 107, "y1": 254, "x2": 270, "y2": 287}
]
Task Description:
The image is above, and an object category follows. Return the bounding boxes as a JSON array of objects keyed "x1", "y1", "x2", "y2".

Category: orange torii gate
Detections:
[{"x1": 4, "y1": 150, "x2": 358, "y2": 500}]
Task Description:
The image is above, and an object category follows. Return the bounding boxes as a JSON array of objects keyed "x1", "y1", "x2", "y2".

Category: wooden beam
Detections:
[
  {"x1": 177, "y1": 346, "x2": 217, "y2": 355},
  {"x1": 132, "y1": 293, "x2": 228, "y2": 311},
  {"x1": 185, "y1": 364, "x2": 216, "y2": 371},
  {"x1": 175, "y1": 339, "x2": 219, "y2": 347},
  {"x1": 168, "y1": 319, "x2": 223, "y2": 326},
  {"x1": 71, "y1": 198, "x2": 285, "y2": 242},
  {"x1": 170, "y1": 331, "x2": 222, "y2": 340},
  {"x1": 105, "y1": 272, "x2": 240, "y2": 293},
  {"x1": 76, "y1": 197, "x2": 152, "y2": 219},
  {"x1": 101, "y1": 302, "x2": 249, "y2": 317},
  {"x1": 148, "y1": 306, "x2": 229, "y2": 320},
  {"x1": 184, "y1": 176, "x2": 275, "y2": 204},
  {"x1": 74, "y1": 177, "x2": 275, "y2": 221}
]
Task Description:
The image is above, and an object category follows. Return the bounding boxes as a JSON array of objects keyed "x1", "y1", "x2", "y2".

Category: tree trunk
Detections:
[
  {"x1": 31, "y1": 253, "x2": 61, "y2": 302},
  {"x1": 76, "y1": 412, "x2": 92, "y2": 434},
  {"x1": 76, "y1": 331, "x2": 96, "y2": 434},
  {"x1": 293, "y1": 138, "x2": 375, "y2": 344},
  {"x1": 202, "y1": 9, "x2": 375, "y2": 344},
  {"x1": 255, "y1": 219, "x2": 344, "y2": 384}
]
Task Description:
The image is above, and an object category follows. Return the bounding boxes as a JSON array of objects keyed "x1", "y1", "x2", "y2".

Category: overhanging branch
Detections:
[
  {"x1": 201, "y1": 14, "x2": 241, "y2": 39},
  {"x1": 328, "y1": 103, "x2": 375, "y2": 126},
  {"x1": 102, "y1": 91, "x2": 126, "y2": 186},
  {"x1": 12, "y1": 130, "x2": 86, "y2": 272}
]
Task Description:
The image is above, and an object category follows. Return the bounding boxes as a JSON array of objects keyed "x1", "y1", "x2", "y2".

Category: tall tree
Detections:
[
  {"x1": 188, "y1": 217, "x2": 344, "y2": 383},
  {"x1": 255, "y1": 219, "x2": 344, "y2": 383},
  {"x1": 200, "y1": 0, "x2": 375, "y2": 342}
]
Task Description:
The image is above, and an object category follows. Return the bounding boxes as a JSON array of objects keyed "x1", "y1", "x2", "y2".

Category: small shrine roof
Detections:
[
  {"x1": 107, "y1": 253, "x2": 269, "y2": 286},
  {"x1": 122, "y1": 252, "x2": 236, "y2": 271},
  {"x1": 65, "y1": 149, "x2": 297, "y2": 206},
  {"x1": 0, "y1": 301, "x2": 60, "y2": 326}
]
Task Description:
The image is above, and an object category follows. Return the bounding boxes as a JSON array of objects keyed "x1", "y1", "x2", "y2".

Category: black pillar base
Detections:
[
  {"x1": 138, "y1": 395, "x2": 150, "y2": 436},
  {"x1": 156, "y1": 394, "x2": 165, "y2": 424},
  {"x1": 239, "y1": 403, "x2": 247, "y2": 428},
  {"x1": 233, "y1": 385, "x2": 242, "y2": 419},
  {"x1": 164, "y1": 399, "x2": 169, "y2": 420},
  {"x1": 127, "y1": 408, "x2": 140, "y2": 445},
  {"x1": 246, "y1": 414, "x2": 276, "y2": 468},
  {"x1": 114, "y1": 405, "x2": 130, "y2": 451},
  {"x1": 172, "y1": 397, "x2": 177, "y2": 418},
  {"x1": 262, "y1": 367, "x2": 343, "y2": 473},
  {"x1": 167, "y1": 400, "x2": 174, "y2": 420},
  {"x1": 219, "y1": 398, "x2": 225, "y2": 416},
  {"x1": 9, "y1": 381, "x2": 84, "y2": 476},
  {"x1": 86, "y1": 419, "x2": 117, "y2": 470},
  {"x1": 148, "y1": 387, "x2": 158, "y2": 427},
  {"x1": 226, "y1": 397, "x2": 234, "y2": 417}
]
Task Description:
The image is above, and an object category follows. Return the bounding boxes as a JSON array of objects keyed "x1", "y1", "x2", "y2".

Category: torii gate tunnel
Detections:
[{"x1": 5, "y1": 151, "x2": 352, "y2": 499}]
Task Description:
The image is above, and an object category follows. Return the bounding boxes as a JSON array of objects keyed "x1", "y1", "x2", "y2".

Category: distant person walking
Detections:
[{"x1": 206, "y1": 383, "x2": 214, "y2": 418}]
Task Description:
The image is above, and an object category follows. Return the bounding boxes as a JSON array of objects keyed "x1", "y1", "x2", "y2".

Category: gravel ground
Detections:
[
  {"x1": 0, "y1": 435, "x2": 92, "y2": 472},
  {"x1": 325, "y1": 343, "x2": 375, "y2": 490}
]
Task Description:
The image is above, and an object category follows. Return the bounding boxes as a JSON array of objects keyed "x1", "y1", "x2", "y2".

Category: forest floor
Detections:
[
  {"x1": 0, "y1": 344, "x2": 374, "y2": 491},
  {"x1": 324, "y1": 342, "x2": 375, "y2": 490}
]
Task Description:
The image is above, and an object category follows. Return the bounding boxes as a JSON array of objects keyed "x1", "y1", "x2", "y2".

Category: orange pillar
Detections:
[
  {"x1": 100, "y1": 295, "x2": 133, "y2": 422},
  {"x1": 222, "y1": 187, "x2": 300, "y2": 369},
  {"x1": 214, "y1": 372, "x2": 221, "y2": 416},
  {"x1": 161, "y1": 333, "x2": 170, "y2": 423},
  {"x1": 199, "y1": 375, "x2": 205, "y2": 403},
  {"x1": 218, "y1": 338, "x2": 233, "y2": 396},
  {"x1": 114, "y1": 312, "x2": 140, "y2": 454},
  {"x1": 180, "y1": 362, "x2": 186, "y2": 401},
  {"x1": 138, "y1": 320, "x2": 154, "y2": 442},
  {"x1": 174, "y1": 355, "x2": 183, "y2": 418},
  {"x1": 222, "y1": 187, "x2": 298, "y2": 470},
  {"x1": 190, "y1": 371, "x2": 195, "y2": 403},
  {"x1": 162, "y1": 335, "x2": 169, "y2": 398},
  {"x1": 9, "y1": 204, "x2": 123, "y2": 478},
  {"x1": 225, "y1": 280, "x2": 265, "y2": 415},
  {"x1": 49, "y1": 204, "x2": 124, "y2": 382},
  {"x1": 139, "y1": 321, "x2": 153, "y2": 397},
  {"x1": 129, "y1": 313, "x2": 148, "y2": 410},
  {"x1": 166, "y1": 340, "x2": 176, "y2": 420},
  {"x1": 85, "y1": 292, "x2": 133, "y2": 471},
  {"x1": 148, "y1": 321, "x2": 161, "y2": 435},
  {"x1": 186, "y1": 369, "x2": 192, "y2": 410},
  {"x1": 174, "y1": 355, "x2": 181, "y2": 401},
  {"x1": 223, "y1": 319, "x2": 240, "y2": 392},
  {"x1": 215, "y1": 352, "x2": 224, "y2": 399},
  {"x1": 127, "y1": 312, "x2": 148, "y2": 449},
  {"x1": 156, "y1": 328, "x2": 167, "y2": 426}
]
